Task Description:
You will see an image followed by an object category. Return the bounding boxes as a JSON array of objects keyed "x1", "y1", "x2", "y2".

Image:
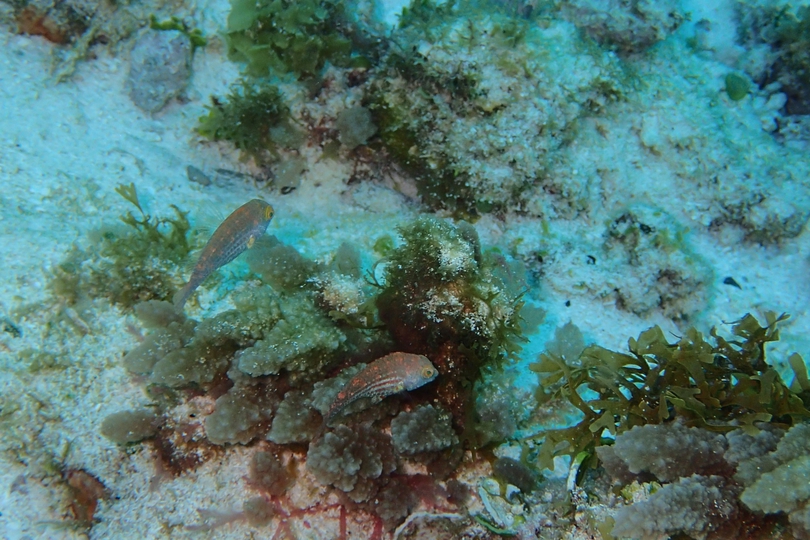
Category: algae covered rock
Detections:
[
  {"x1": 562, "y1": 0, "x2": 685, "y2": 54},
  {"x1": 371, "y1": 10, "x2": 625, "y2": 215},
  {"x1": 335, "y1": 106, "x2": 377, "y2": 150},
  {"x1": 100, "y1": 409, "x2": 160, "y2": 444},
  {"x1": 391, "y1": 404, "x2": 458, "y2": 455},
  {"x1": 128, "y1": 30, "x2": 192, "y2": 113},
  {"x1": 602, "y1": 207, "x2": 711, "y2": 320},
  {"x1": 492, "y1": 457, "x2": 539, "y2": 494}
]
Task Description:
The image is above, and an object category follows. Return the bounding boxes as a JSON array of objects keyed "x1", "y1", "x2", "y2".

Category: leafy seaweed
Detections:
[
  {"x1": 225, "y1": 0, "x2": 356, "y2": 78},
  {"x1": 149, "y1": 15, "x2": 207, "y2": 49},
  {"x1": 114, "y1": 183, "x2": 190, "y2": 256},
  {"x1": 49, "y1": 184, "x2": 193, "y2": 308},
  {"x1": 197, "y1": 82, "x2": 295, "y2": 164},
  {"x1": 529, "y1": 312, "x2": 810, "y2": 471}
]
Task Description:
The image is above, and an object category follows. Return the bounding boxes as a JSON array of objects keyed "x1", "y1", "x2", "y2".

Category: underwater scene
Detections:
[{"x1": 1, "y1": 0, "x2": 810, "y2": 538}]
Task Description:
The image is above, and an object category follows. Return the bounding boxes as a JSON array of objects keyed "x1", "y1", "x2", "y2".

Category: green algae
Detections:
[
  {"x1": 149, "y1": 15, "x2": 206, "y2": 49},
  {"x1": 725, "y1": 73, "x2": 751, "y2": 101},
  {"x1": 225, "y1": 0, "x2": 355, "y2": 78},
  {"x1": 529, "y1": 312, "x2": 810, "y2": 471},
  {"x1": 49, "y1": 183, "x2": 192, "y2": 308},
  {"x1": 197, "y1": 82, "x2": 295, "y2": 165}
]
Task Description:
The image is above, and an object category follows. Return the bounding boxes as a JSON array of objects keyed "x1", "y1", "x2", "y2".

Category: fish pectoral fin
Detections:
[{"x1": 247, "y1": 235, "x2": 256, "y2": 248}]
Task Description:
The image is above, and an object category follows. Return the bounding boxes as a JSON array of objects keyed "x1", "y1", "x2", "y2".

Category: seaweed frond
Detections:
[{"x1": 528, "y1": 312, "x2": 810, "y2": 471}]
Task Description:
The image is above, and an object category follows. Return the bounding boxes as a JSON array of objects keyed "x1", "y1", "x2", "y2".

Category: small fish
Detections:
[
  {"x1": 174, "y1": 199, "x2": 274, "y2": 310},
  {"x1": 326, "y1": 352, "x2": 438, "y2": 424}
]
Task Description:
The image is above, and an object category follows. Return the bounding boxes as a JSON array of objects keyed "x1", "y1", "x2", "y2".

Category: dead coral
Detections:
[
  {"x1": 561, "y1": 0, "x2": 685, "y2": 54},
  {"x1": 611, "y1": 474, "x2": 740, "y2": 540}
]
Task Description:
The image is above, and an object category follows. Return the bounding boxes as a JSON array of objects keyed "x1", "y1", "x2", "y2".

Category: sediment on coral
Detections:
[
  {"x1": 599, "y1": 421, "x2": 810, "y2": 539},
  {"x1": 368, "y1": 3, "x2": 626, "y2": 215},
  {"x1": 560, "y1": 0, "x2": 685, "y2": 54}
]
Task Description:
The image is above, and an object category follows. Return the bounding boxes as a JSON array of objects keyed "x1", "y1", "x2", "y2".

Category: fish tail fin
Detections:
[{"x1": 173, "y1": 283, "x2": 191, "y2": 312}]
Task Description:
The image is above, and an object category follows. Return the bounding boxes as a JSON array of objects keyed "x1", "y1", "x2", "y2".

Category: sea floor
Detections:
[{"x1": 0, "y1": 0, "x2": 809, "y2": 538}]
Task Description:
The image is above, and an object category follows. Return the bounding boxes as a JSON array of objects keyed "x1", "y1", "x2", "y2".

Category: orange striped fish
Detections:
[
  {"x1": 174, "y1": 199, "x2": 274, "y2": 310},
  {"x1": 325, "y1": 352, "x2": 438, "y2": 424}
]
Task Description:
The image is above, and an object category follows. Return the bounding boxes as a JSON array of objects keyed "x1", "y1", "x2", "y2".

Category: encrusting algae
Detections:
[{"x1": 174, "y1": 199, "x2": 274, "y2": 310}]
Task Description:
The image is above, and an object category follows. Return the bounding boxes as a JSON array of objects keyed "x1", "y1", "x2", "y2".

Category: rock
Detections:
[{"x1": 128, "y1": 30, "x2": 192, "y2": 113}]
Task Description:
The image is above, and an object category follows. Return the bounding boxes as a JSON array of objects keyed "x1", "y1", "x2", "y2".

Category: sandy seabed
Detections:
[{"x1": 0, "y1": 0, "x2": 809, "y2": 538}]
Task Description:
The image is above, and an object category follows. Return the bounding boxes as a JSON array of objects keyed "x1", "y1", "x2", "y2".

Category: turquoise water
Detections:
[{"x1": 0, "y1": 0, "x2": 809, "y2": 538}]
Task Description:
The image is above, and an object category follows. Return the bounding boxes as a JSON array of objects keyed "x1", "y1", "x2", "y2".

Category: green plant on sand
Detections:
[
  {"x1": 197, "y1": 82, "x2": 299, "y2": 165},
  {"x1": 50, "y1": 183, "x2": 192, "y2": 308}
]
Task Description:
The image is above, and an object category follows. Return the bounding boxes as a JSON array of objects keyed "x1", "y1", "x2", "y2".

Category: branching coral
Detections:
[
  {"x1": 596, "y1": 422, "x2": 730, "y2": 483},
  {"x1": 391, "y1": 404, "x2": 458, "y2": 455},
  {"x1": 600, "y1": 421, "x2": 810, "y2": 539},
  {"x1": 738, "y1": 423, "x2": 810, "y2": 520},
  {"x1": 611, "y1": 474, "x2": 740, "y2": 540},
  {"x1": 306, "y1": 423, "x2": 396, "y2": 502}
]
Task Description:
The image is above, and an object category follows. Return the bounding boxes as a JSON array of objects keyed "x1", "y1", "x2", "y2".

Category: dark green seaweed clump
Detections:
[
  {"x1": 530, "y1": 312, "x2": 810, "y2": 470},
  {"x1": 197, "y1": 82, "x2": 298, "y2": 165}
]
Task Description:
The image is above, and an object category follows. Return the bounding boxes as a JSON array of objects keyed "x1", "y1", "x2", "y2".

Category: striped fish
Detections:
[
  {"x1": 325, "y1": 352, "x2": 438, "y2": 424},
  {"x1": 174, "y1": 199, "x2": 274, "y2": 311}
]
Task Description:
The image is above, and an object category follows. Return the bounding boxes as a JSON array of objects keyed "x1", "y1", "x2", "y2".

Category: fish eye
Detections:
[
  {"x1": 422, "y1": 367, "x2": 435, "y2": 379},
  {"x1": 264, "y1": 206, "x2": 274, "y2": 220}
]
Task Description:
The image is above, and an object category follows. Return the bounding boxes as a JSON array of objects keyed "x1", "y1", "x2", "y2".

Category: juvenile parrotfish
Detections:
[
  {"x1": 174, "y1": 199, "x2": 274, "y2": 311},
  {"x1": 325, "y1": 352, "x2": 438, "y2": 424}
]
